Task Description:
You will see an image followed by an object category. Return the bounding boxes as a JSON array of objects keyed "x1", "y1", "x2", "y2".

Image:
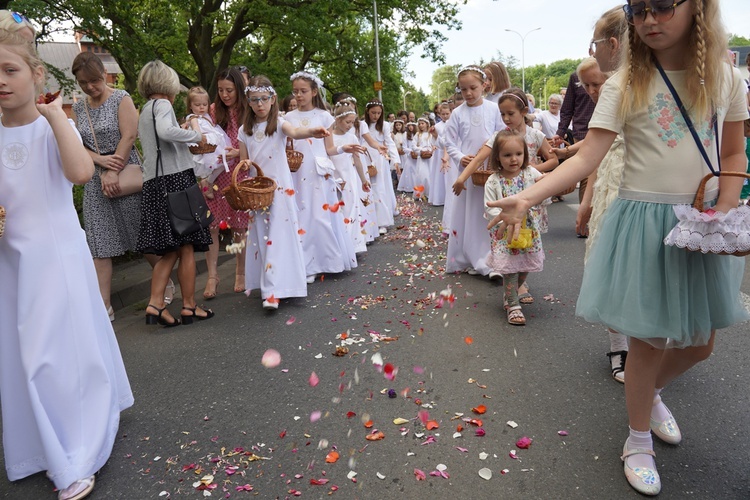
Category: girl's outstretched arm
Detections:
[
  {"x1": 453, "y1": 145, "x2": 491, "y2": 195},
  {"x1": 533, "y1": 137, "x2": 559, "y2": 173},
  {"x1": 488, "y1": 127, "x2": 617, "y2": 241},
  {"x1": 38, "y1": 96, "x2": 94, "y2": 185}
]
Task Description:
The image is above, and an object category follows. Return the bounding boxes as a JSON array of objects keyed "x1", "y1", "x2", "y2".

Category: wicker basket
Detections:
[
  {"x1": 471, "y1": 169, "x2": 492, "y2": 186},
  {"x1": 364, "y1": 151, "x2": 377, "y2": 177},
  {"x1": 410, "y1": 150, "x2": 419, "y2": 160},
  {"x1": 222, "y1": 160, "x2": 277, "y2": 211},
  {"x1": 420, "y1": 150, "x2": 433, "y2": 159},
  {"x1": 691, "y1": 171, "x2": 750, "y2": 256},
  {"x1": 188, "y1": 143, "x2": 218, "y2": 155},
  {"x1": 286, "y1": 137, "x2": 303, "y2": 172},
  {"x1": 0, "y1": 205, "x2": 5, "y2": 238}
]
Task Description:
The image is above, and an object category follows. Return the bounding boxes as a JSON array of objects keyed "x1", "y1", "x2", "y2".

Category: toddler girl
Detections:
[
  {"x1": 485, "y1": 131, "x2": 545, "y2": 326},
  {"x1": 185, "y1": 86, "x2": 229, "y2": 195}
]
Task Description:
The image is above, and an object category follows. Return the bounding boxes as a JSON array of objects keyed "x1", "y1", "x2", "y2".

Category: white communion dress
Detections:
[{"x1": 0, "y1": 117, "x2": 133, "y2": 490}]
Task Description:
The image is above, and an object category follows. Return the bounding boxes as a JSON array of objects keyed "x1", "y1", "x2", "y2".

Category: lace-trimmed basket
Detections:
[
  {"x1": 222, "y1": 160, "x2": 277, "y2": 211},
  {"x1": 0, "y1": 205, "x2": 5, "y2": 238},
  {"x1": 286, "y1": 137, "x2": 303, "y2": 172},
  {"x1": 663, "y1": 172, "x2": 750, "y2": 257},
  {"x1": 188, "y1": 143, "x2": 217, "y2": 155}
]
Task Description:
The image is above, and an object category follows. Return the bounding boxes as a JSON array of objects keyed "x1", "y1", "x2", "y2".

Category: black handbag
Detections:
[{"x1": 152, "y1": 102, "x2": 213, "y2": 236}]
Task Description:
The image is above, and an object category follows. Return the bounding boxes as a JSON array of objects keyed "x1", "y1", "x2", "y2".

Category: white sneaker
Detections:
[
  {"x1": 467, "y1": 268, "x2": 479, "y2": 275},
  {"x1": 306, "y1": 274, "x2": 316, "y2": 284},
  {"x1": 107, "y1": 305, "x2": 115, "y2": 322},
  {"x1": 488, "y1": 272, "x2": 502, "y2": 280},
  {"x1": 379, "y1": 227, "x2": 387, "y2": 235},
  {"x1": 262, "y1": 299, "x2": 279, "y2": 310}
]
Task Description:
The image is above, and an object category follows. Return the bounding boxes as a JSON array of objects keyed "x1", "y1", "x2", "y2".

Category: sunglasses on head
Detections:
[
  {"x1": 623, "y1": 0, "x2": 688, "y2": 25},
  {"x1": 11, "y1": 12, "x2": 30, "y2": 24}
]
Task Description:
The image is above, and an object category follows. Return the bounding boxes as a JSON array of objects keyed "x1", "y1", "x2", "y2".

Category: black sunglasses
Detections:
[{"x1": 623, "y1": 0, "x2": 688, "y2": 25}]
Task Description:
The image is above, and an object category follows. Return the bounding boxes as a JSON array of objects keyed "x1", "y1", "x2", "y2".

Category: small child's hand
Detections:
[
  {"x1": 362, "y1": 181, "x2": 371, "y2": 192},
  {"x1": 311, "y1": 126, "x2": 330, "y2": 138},
  {"x1": 452, "y1": 179, "x2": 466, "y2": 196},
  {"x1": 460, "y1": 155, "x2": 474, "y2": 167},
  {"x1": 199, "y1": 178, "x2": 214, "y2": 200},
  {"x1": 36, "y1": 91, "x2": 64, "y2": 118}
]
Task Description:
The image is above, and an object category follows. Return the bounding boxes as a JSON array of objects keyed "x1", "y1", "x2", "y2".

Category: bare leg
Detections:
[
  {"x1": 624, "y1": 338, "x2": 664, "y2": 432},
  {"x1": 143, "y1": 253, "x2": 161, "y2": 268},
  {"x1": 93, "y1": 257, "x2": 113, "y2": 309},
  {"x1": 148, "y1": 251, "x2": 178, "y2": 322},
  {"x1": 204, "y1": 226, "x2": 220, "y2": 298},
  {"x1": 655, "y1": 331, "x2": 715, "y2": 389},
  {"x1": 178, "y1": 245, "x2": 211, "y2": 318},
  {"x1": 234, "y1": 229, "x2": 246, "y2": 293}
]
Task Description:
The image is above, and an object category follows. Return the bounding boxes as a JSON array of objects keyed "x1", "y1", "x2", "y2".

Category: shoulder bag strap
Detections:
[
  {"x1": 83, "y1": 100, "x2": 101, "y2": 155},
  {"x1": 655, "y1": 61, "x2": 720, "y2": 176},
  {"x1": 151, "y1": 100, "x2": 166, "y2": 183}
]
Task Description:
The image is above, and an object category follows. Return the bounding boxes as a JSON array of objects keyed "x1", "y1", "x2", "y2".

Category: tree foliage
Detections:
[
  {"x1": 12, "y1": 0, "x2": 467, "y2": 114},
  {"x1": 728, "y1": 33, "x2": 750, "y2": 47}
]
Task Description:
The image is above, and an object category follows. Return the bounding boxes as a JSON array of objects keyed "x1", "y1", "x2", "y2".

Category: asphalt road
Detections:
[{"x1": 2, "y1": 195, "x2": 749, "y2": 500}]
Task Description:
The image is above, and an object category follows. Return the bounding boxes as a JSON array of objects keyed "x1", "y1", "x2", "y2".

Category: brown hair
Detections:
[
  {"x1": 620, "y1": 0, "x2": 727, "y2": 120},
  {"x1": 291, "y1": 73, "x2": 328, "y2": 111},
  {"x1": 213, "y1": 67, "x2": 248, "y2": 130},
  {"x1": 71, "y1": 51, "x2": 105, "y2": 79},
  {"x1": 364, "y1": 99, "x2": 384, "y2": 134},
  {"x1": 243, "y1": 76, "x2": 279, "y2": 137},
  {"x1": 484, "y1": 61, "x2": 511, "y2": 94},
  {"x1": 488, "y1": 130, "x2": 529, "y2": 173},
  {"x1": 498, "y1": 87, "x2": 529, "y2": 112}
]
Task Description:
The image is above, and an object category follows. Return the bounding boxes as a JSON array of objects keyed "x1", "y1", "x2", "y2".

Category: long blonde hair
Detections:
[{"x1": 619, "y1": 0, "x2": 727, "y2": 120}]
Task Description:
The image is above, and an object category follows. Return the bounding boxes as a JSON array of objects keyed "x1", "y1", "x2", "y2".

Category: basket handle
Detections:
[
  {"x1": 232, "y1": 160, "x2": 262, "y2": 187},
  {"x1": 363, "y1": 149, "x2": 373, "y2": 165},
  {"x1": 693, "y1": 172, "x2": 750, "y2": 210},
  {"x1": 286, "y1": 137, "x2": 295, "y2": 152}
]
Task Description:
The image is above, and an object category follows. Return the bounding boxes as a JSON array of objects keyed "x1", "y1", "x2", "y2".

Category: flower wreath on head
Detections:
[
  {"x1": 365, "y1": 100, "x2": 383, "y2": 109},
  {"x1": 245, "y1": 85, "x2": 276, "y2": 95},
  {"x1": 290, "y1": 71, "x2": 324, "y2": 88},
  {"x1": 335, "y1": 110, "x2": 357, "y2": 119},
  {"x1": 456, "y1": 65, "x2": 486, "y2": 81}
]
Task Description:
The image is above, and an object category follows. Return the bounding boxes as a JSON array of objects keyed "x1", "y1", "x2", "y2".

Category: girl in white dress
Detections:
[
  {"x1": 325, "y1": 103, "x2": 371, "y2": 253},
  {"x1": 411, "y1": 117, "x2": 434, "y2": 200},
  {"x1": 238, "y1": 76, "x2": 331, "y2": 310},
  {"x1": 392, "y1": 119, "x2": 410, "y2": 191},
  {"x1": 445, "y1": 66, "x2": 505, "y2": 275},
  {"x1": 285, "y1": 71, "x2": 357, "y2": 282},
  {"x1": 397, "y1": 121, "x2": 416, "y2": 193},
  {"x1": 438, "y1": 104, "x2": 459, "y2": 235},
  {"x1": 364, "y1": 100, "x2": 401, "y2": 234},
  {"x1": 0, "y1": 30, "x2": 133, "y2": 500},
  {"x1": 331, "y1": 94, "x2": 381, "y2": 243}
]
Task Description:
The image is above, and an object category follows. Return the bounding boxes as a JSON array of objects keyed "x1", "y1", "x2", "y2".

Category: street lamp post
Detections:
[
  {"x1": 403, "y1": 90, "x2": 412, "y2": 111},
  {"x1": 505, "y1": 27, "x2": 541, "y2": 92},
  {"x1": 437, "y1": 79, "x2": 451, "y2": 103},
  {"x1": 373, "y1": 0, "x2": 382, "y2": 102}
]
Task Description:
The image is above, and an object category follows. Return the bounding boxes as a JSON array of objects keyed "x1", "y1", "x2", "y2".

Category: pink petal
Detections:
[
  {"x1": 286, "y1": 316, "x2": 296, "y2": 325},
  {"x1": 475, "y1": 428, "x2": 486, "y2": 437},
  {"x1": 309, "y1": 371, "x2": 319, "y2": 387},
  {"x1": 558, "y1": 430, "x2": 569, "y2": 436},
  {"x1": 414, "y1": 468, "x2": 426, "y2": 481},
  {"x1": 454, "y1": 446, "x2": 469, "y2": 453},
  {"x1": 310, "y1": 411, "x2": 321, "y2": 422},
  {"x1": 261, "y1": 349, "x2": 281, "y2": 368},
  {"x1": 516, "y1": 436, "x2": 532, "y2": 449}
]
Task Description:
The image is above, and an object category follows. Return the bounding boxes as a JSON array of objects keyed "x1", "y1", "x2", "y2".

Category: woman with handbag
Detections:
[
  {"x1": 72, "y1": 52, "x2": 171, "y2": 321},
  {"x1": 136, "y1": 60, "x2": 214, "y2": 327}
]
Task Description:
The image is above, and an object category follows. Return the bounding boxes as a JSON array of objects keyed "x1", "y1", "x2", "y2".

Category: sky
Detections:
[{"x1": 404, "y1": 0, "x2": 750, "y2": 92}]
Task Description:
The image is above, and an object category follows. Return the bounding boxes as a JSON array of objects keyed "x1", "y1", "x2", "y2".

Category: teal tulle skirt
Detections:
[{"x1": 576, "y1": 198, "x2": 749, "y2": 348}]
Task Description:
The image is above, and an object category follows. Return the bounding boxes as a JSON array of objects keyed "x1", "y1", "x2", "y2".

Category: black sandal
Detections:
[
  {"x1": 145, "y1": 304, "x2": 180, "y2": 327},
  {"x1": 181, "y1": 306, "x2": 215, "y2": 325},
  {"x1": 606, "y1": 350, "x2": 627, "y2": 383}
]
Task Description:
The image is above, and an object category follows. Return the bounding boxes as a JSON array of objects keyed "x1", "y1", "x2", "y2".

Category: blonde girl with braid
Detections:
[{"x1": 487, "y1": 0, "x2": 749, "y2": 495}]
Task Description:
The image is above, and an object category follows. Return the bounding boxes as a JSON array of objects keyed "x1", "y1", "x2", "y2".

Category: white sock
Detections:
[
  {"x1": 626, "y1": 428, "x2": 655, "y2": 470},
  {"x1": 651, "y1": 388, "x2": 672, "y2": 422},
  {"x1": 609, "y1": 330, "x2": 629, "y2": 352}
]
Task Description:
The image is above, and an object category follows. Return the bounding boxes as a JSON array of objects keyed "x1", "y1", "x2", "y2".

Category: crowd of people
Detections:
[{"x1": 1, "y1": 1, "x2": 750, "y2": 498}]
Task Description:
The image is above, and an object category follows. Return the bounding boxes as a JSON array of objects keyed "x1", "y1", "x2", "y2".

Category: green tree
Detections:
[
  {"x1": 14, "y1": 0, "x2": 468, "y2": 114},
  {"x1": 728, "y1": 33, "x2": 750, "y2": 46}
]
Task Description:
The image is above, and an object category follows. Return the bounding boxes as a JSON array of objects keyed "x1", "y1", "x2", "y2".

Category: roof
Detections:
[{"x1": 37, "y1": 41, "x2": 123, "y2": 105}]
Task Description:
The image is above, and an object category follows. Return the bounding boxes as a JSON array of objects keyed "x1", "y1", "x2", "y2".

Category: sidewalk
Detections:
[{"x1": 110, "y1": 251, "x2": 235, "y2": 312}]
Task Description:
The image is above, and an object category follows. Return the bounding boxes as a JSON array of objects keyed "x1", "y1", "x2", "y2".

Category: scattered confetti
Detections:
[{"x1": 261, "y1": 349, "x2": 281, "y2": 368}]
